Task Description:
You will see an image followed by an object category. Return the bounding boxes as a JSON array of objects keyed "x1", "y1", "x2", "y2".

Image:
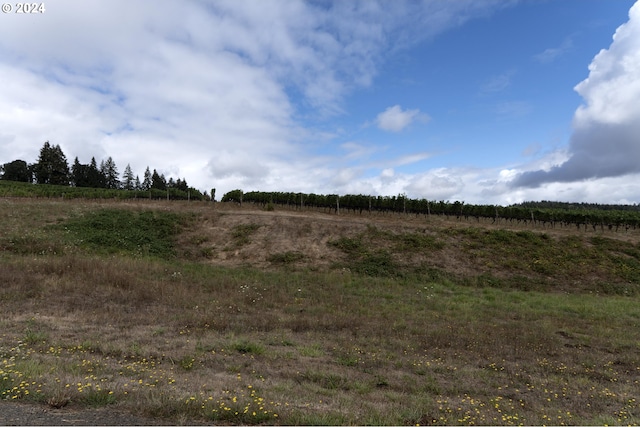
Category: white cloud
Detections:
[
  {"x1": 573, "y1": 7, "x2": 640, "y2": 127},
  {"x1": 375, "y1": 105, "x2": 430, "y2": 132},
  {"x1": 340, "y1": 142, "x2": 379, "y2": 161},
  {"x1": 512, "y1": 0, "x2": 640, "y2": 188},
  {"x1": 533, "y1": 37, "x2": 574, "y2": 63},
  {"x1": 4, "y1": 0, "x2": 498, "y2": 195},
  {"x1": 405, "y1": 169, "x2": 465, "y2": 200},
  {"x1": 390, "y1": 152, "x2": 433, "y2": 167}
]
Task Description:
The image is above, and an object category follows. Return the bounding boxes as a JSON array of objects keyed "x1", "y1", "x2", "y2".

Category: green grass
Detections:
[
  {"x1": 393, "y1": 232, "x2": 445, "y2": 251},
  {"x1": 59, "y1": 208, "x2": 193, "y2": 257},
  {"x1": 232, "y1": 341, "x2": 265, "y2": 355},
  {"x1": 23, "y1": 328, "x2": 48, "y2": 345},
  {"x1": 300, "y1": 370, "x2": 351, "y2": 390},
  {"x1": 1, "y1": 198, "x2": 640, "y2": 425},
  {"x1": 267, "y1": 251, "x2": 306, "y2": 264},
  {"x1": 327, "y1": 224, "x2": 640, "y2": 295},
  {"x1": 229, "y1": 223, "x2": 261, "y2": 247},
  {"x1": 80, "y1": 389, "x2": 117, "y2": 407},
  {"x1": 329, "y1": 236, "x2": 366, "y2": 255},
  {"x1": 329, "y1": 226, "x2": 444, "y2": 277},
  {"x1": 2, "y1": 254, "x2": 639, "y2": 424}
]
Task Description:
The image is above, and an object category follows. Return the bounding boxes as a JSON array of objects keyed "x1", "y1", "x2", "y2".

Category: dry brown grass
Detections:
[{"x1": 1, "y1": 197, "x2": 640, "y2": 425}]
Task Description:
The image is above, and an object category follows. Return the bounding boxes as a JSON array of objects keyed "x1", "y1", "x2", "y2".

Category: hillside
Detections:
[
  {"x1": 1, "y1": 197, "x2": 639, "y2": 425},
  {"x1": 179, "y1": 202, "x2": 640, "y2": 295}
]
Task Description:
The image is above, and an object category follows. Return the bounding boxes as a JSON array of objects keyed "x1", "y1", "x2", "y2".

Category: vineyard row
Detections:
[{"x1": 221, "y1": 190, "x2": 640, "y2": 231}]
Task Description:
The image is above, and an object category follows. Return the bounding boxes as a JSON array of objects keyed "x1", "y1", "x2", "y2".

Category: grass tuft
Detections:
[
  {"x1": 229, "y1": 223, "x2": 261, "y2": 247},
  {"x1": 232, "y1": 341, "x2": 265, "y2": 355},
  {"x1": 267, "y1": 251, "x2": 306, "y2": 264}
]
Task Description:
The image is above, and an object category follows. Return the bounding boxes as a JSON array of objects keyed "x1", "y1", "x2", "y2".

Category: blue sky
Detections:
[{"x1": 1, "y1": 0, "x2": 639, "y2": 204}]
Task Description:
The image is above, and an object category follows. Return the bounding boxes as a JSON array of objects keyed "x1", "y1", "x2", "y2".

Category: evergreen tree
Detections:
[
  {"x1": 71, "y1": 157, "x2": 81, "y2": 187},
  {"x1": 50, "y1": 144, "x2": 70, "y2": 185},
  {"x1": 32, "y1": 141, "x2": 70, "y2": 185},
  {"x1": 0, "y1": 159, "x2": 31, "y2": 182},
  {"x1": 176, "y1": 178, "x2": 189, "y2": 192},
  {"x1": 151, "y1": 169, "x2": 166, "y2": 190},
  {"x1": 71, "y1": 157, "x2": 93, "y2": 187},
  {"x1": 122, "y1": 164, "x2": 135, "y2": 190},
  {"x1": 134, "y1": 175, "x2": 141, "y2": 191},
  {"x1": 142, "y1": 166, "x2": 152, "y2": 190},
  {"x1": 99, "y1": 160, "x2": 106, "y2": 187},
  {"x1": 88, "y1": 157, "x2": 106, "y2": 188},
  {"x1": 32, "y1": 141, "x2": 52, "y2": 184},
  {"x1": 102, "y1": 157, "x2": 120, "y2": 189}
]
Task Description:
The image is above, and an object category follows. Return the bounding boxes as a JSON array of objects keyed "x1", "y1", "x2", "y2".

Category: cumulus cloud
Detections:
[
  {"x1": 512, "y1": 1, "x2": 640, "y2": 188},
  {"x1": 405, "y1": 169, "x2": 465, "y2": 200},
  {"x1": 376, "y1": 105, "x2": 430, "y2": 132}
]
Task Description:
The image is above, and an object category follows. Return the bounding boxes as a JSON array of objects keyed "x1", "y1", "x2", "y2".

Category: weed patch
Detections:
[
  {"x1": 393, "y1": 232, "x2": 445, "y2": 251},
  {"x1": 351, "y1": 250, "x2": 400, "y2": 277},
  {"x1": 329, "y1": 226, "x2": 445, "y2": 277},
  {"x1": 232, "y1": 341, "x2": 265, "y2": 355},
  {"x1": 80, "y1": 389, "x2": 117, "y2": 407},
  {"x1": 229, "y1": 223, "x2": 261, "y2": 247},
  {"x1": 300, "y1": 370, "x2": 351, "y2": 391},
  {"x1": 329, "y1": 236, "x2": 365, "y2": 255},
  {"x1": 60, "y1": 209, "x2": 191, "y2": 257},
  {"x1": 267, "y1": 251, "x2": 306, "y2": 264}
]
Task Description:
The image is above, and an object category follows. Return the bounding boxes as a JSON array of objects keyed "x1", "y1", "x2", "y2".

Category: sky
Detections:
[{"x1": 1, "y1": 0, "x2": 639, "y2": 205}]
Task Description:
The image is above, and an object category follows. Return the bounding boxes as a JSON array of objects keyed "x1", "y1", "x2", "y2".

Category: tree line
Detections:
[
  {"x1": 221, "y1": 189, "x2": 640, "y2": 231},
  {"x1": 514, "y1": 200, "x2": 640, "y2": 212},
  {"x1": 0, "y1": 141, "x2": 208, "y2": 200}
]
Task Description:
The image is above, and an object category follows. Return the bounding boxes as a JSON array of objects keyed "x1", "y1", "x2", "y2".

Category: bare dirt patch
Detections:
[{"x1": 0, "y1": 401, "x2": 174, "y2": 426}]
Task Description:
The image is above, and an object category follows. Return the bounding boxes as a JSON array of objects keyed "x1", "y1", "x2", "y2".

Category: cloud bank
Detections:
[{"x1": 512, "y1": 1, "x2": 640, "y2": 188}]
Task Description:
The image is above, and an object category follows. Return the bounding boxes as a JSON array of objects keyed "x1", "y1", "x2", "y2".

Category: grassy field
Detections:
[{"x1": 1, "y1": 197, "x2": 639, "y2": 425}]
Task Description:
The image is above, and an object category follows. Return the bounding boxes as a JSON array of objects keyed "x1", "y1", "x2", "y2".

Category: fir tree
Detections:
[
  {"x1": 151, "y1": 169, "x2": 166, "y2": 190},
  {"x1": 88, "y1": 157, "x2": 106, "y2": 188},
  {"x1": 142, "y1": 166, "x2": 152, "y2": 190},
  {"x1": 176, "y1": 178, "x2": 189, "y2": 192},
  {"x1": 122, "y1": 163, "x2": 135, "y2": 190},
  {"x1": 105, "y1": 157, "x2": 119, "y2": 189},
  {"x1": 98, "y1": 157, "x2": 120, "y2": 189},
  {"x1": 32, "y1": 141, "x2": 70, "y2": 185},
  {"x1": 71, "y1": 156, "x2": 90, "y2": 187}
]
